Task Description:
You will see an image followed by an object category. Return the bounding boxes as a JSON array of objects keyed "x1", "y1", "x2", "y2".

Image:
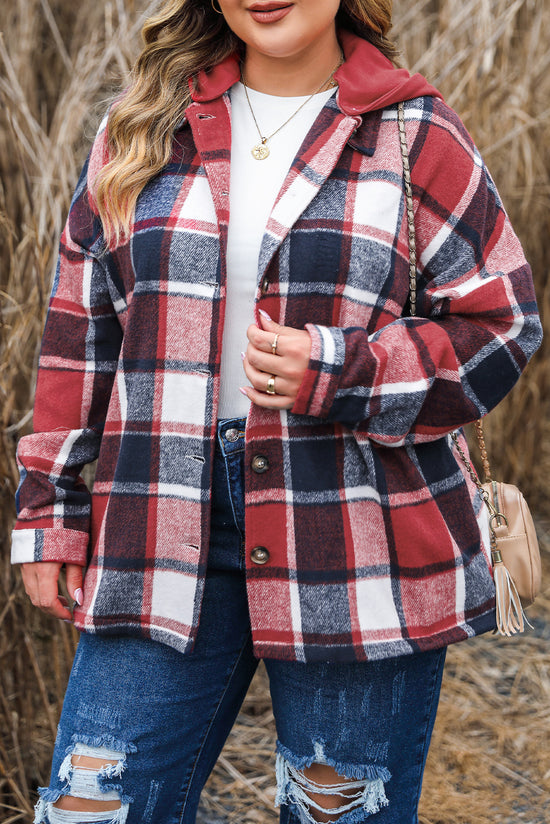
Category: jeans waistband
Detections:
[{"x1": 216, "y1": 417, "x2": 246, "y2": 457}]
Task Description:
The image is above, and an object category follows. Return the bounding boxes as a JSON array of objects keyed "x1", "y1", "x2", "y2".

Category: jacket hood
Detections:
[{"x1": 190, "y1": 29, "x2": 442, "y2": 115}]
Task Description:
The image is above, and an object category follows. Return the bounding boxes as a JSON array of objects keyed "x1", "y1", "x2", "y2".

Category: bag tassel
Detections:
[{"x1": 492, "y1": 547, "x2": 525, "y2": 636}]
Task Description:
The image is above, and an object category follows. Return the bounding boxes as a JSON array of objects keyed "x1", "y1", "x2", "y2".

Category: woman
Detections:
[{"x1": 12, "y1": 1, "x2": 541, "y2": 822}]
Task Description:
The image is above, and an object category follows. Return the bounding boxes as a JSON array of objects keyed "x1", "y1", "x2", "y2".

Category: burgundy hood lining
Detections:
[{"x1": 190, "y1": 29, "x2": 442, "y2": 115}]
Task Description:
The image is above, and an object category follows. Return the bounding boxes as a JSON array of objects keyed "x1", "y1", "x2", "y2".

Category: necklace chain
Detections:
[{"x1": 241, "y1": 53, "x2": 344, "y2": 160}]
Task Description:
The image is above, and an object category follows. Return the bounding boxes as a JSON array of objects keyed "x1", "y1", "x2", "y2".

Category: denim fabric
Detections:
[
  {"x1": 207, "y1": 418, "x2": 247, "y2": 571},
  {"x1": 37, "y1": 419, "x2": 446, "y2": 824}
]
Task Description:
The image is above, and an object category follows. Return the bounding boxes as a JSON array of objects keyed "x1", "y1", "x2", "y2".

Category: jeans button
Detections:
[
  {"x1": 225, "y1": 428, "x2": 239, "y2": 442},
  {"x1": 250, "y1": 546, "x2": 270, "y2": 565},
  {"x1": 251, "y1": 454, "x2": 269, "y2": 474}
]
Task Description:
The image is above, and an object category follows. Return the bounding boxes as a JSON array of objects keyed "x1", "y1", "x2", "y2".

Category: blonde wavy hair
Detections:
[{"x1": 95, "y1": 0, "x2": 398, "y2": 247}]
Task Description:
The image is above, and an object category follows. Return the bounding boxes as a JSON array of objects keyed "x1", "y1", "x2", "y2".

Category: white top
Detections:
[{"x1": 218, "y1": 82, "x2": 336, "y2": 418}]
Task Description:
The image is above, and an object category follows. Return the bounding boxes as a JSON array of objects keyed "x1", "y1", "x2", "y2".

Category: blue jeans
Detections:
[{"x1": 37, "y1": 419, "x2": 446, "y2": 824}]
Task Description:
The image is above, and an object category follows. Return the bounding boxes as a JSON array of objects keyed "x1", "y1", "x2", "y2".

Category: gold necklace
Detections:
[{"x1": 241, "y1": 55, "x2": 343, "y2": 161}]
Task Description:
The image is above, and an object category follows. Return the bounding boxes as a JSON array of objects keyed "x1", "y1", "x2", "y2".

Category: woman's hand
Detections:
[
  {"x1": 241, "y1": 310, "x2": 311, "y2": 409},
  {"x1": 21, "y1": 562, "x2": 84, "y2": 622}
]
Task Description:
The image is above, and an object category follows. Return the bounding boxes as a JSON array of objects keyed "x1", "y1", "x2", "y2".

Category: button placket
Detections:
[
  {"x1": 250, "y1": 546, "x2": 270, "y2": 565},
  {"x1": 246, "y1": 441, "x2": 276, "y2": 567}
]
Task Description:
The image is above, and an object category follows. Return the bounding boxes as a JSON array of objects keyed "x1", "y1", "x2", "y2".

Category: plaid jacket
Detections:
[{"x1": 12, "y1": 34, "x2": 542, "y2": 661}]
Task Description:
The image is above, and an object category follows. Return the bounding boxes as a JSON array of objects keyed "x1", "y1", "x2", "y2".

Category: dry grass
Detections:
[{"x1": 1, "y1": 1, "x2": 549, "y2": 822}]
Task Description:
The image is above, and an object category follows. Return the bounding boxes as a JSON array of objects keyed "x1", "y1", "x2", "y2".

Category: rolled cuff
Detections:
[
  {"x1": 11, "y1": 528, "x2": 89, "y2": 565},
  {"x1": 292, "y1": 324, "x2": 346, "y2": 418}
]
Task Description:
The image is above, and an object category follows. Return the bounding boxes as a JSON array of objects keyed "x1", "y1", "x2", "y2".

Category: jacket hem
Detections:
[
  {"x1": 250, "y1": 610, "x2": 497, "y2": 662},
  {"x1": 72, "y1": 619, "x2": 198, "y2": 656},
  {"x1": 72, "y1": 609, "x2": 497, "y2": 661}
]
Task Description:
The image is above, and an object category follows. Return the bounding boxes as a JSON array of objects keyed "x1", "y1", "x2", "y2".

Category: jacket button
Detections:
[
  {"x1": 225, "y1": 428, "x2": 240, "y2": 443},
  {"x1": 251, "y1": 454, "x2": 269, "y2": 474},
  {"x1": 250, "y1": 546, "x2": 270, "y2": 565},
  {"x1": 261, "y1": 276, "x2": 270, "y2": 294}
]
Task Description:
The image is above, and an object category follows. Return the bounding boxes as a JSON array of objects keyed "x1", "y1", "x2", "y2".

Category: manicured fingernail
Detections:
[
  {"x1": 239, "y1": 387, "x2": 249, "y2": 396},
  {"x1": 63, "y1": 619, "x2": 73, "y2": 624},
  {"x1": 74, "y1": 588, "x2": 83, "y2": 606},
  {"x1": 240, "y1": 351, "x2": 246, "y2": 361},
  {"x1": 259, "y1": 309, "x2": 272, "y2": 321}
]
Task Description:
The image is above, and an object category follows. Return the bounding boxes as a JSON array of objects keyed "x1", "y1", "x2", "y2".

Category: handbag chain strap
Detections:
[
  {"x1": 473, "y1": 420, "x2": 492, "y2": 482},
  {"x1": 396, "y1": 101, "x2": 496, "y2": 510},
  {"x1": 397, "y1": 102, "x2": 417, "y2": 318}
]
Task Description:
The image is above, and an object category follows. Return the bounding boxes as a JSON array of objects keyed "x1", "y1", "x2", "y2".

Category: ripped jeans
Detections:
[{"x1": 36, "y1": 419, "x2": 446, "y2": 824}]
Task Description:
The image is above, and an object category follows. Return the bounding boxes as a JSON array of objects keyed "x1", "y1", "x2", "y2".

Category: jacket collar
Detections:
[{"x1": 189, "y1": 30, "x2": 441, "y2": 117}]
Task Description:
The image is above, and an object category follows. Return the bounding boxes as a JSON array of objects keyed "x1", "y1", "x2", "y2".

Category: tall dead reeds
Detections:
[
  {"x1": 393, "y1": 0, "x2": 550, "y2": 512},
  {"x1": 1, "y1": 1, "x2": 549, "y2": 822},
  {"x1": 0, "y1": 3, "x2": 159, "y2": 821}
]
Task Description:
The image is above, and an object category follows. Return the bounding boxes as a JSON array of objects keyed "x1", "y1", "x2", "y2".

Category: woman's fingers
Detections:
[
  {"x1": 246, "y1": 318, "x2": 285, "y2": 355},
  {"x1": 243, "y1": 316, "x2": 311, "y2": 408},
  {"x1": 245, "y1": 317, "x2": 311, "y2": 368},
  {"x1": 21, "y1": 561, "x2": 77, "y2": 622},
  {"x1": 243, "y1": 345, "x2": 281, "y2": 378},
  {"x1": 242, "y1": 356, "x2": 292, "y2": 398},
  {"x1": 65, "y1": 563, "x2": 84, "y2": 604},
  {"x1": 242, "y1": 344, "x2": 303, "y2": 409},
  {"x1": 240, "y1": 381, "x2": 295, "y2": 410},
  {"x1": 241, "y1": 312, "x2": 311, "y2": 408}
]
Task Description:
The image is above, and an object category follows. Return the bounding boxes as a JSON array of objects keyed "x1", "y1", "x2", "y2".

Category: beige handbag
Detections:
[
  {"x1": 482, "y1": 480, "x2": 541, "y2": 608},
  {"x1": 450, "y1": 424, "x2": 541, "y2": 635},
  {"x1": 397, "y1": 103, "x2": 542, "y2": 636}
]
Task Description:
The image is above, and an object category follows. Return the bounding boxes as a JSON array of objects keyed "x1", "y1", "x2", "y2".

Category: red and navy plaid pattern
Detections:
[{"x1": 12, "y1": 35, "x2": 542, "y2": 661}]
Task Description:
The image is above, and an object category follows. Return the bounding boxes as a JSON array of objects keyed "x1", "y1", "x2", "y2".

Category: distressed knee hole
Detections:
[
  {"x1": 275, "y1": 743, "x2": 391, "y2": 824},
  {"x1": 54, "y1": 753, "x2": 121, "y2": 812},
  {"x1": 35, "y1": 744, "x2": 131, "y2": 824},
  {"x1": 301, "y1": 764, "x2": 364, "y2": 822}
]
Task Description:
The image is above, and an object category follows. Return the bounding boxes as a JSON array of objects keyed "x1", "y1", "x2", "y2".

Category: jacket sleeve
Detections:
[
  {"x1": 11, "y1": 124, "x2": 123, "y2": 565},
  {"x1": 292, "y1": 99, "x2": 542, "y2": 444}
]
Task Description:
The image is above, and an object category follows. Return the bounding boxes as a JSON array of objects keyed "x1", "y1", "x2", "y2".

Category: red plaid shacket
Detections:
[{"x1": 12, "y1": 32, "x2": 542, "y2": 661}]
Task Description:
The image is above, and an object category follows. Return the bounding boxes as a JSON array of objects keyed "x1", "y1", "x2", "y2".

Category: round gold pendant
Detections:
[{"x1": 252, "y1": 143, "x2": 270, "y2": 160}]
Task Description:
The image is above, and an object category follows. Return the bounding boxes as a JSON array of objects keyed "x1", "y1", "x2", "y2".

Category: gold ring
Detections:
[
  {"x1": 266, "y1": 375, "x2": 276, "y2": 395},
  {"x1": 271, "y1": 334, "x2": 279, "y2": 355}
]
